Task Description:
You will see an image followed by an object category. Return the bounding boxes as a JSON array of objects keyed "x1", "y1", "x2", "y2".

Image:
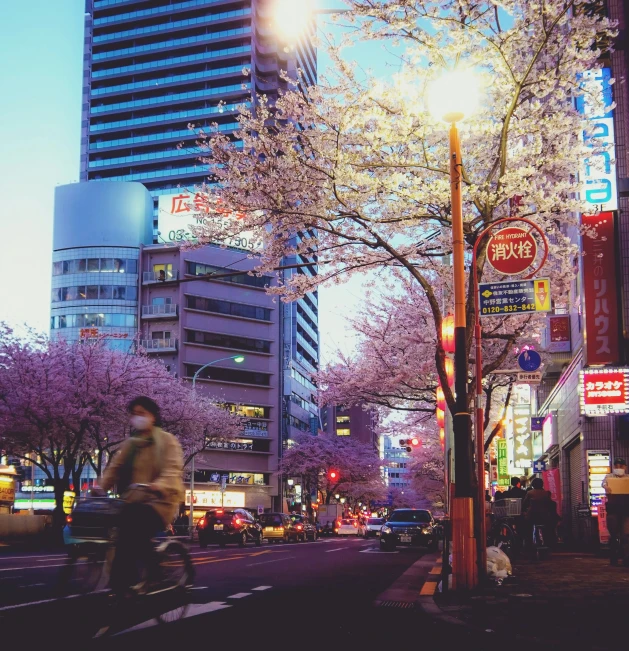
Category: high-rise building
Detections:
[
  {"x1": 320, "y1": 403, "x2": 379, "y2": 452},
  {"x1": 76, "y1": 0, "x2": 319, "y2": 512},
  {"x1": 80, "y1": 0, "x2": 317, "y2": 234}
]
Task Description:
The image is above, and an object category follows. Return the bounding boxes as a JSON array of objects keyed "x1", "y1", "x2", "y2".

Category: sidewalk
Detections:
[{"x1": 425, "y1": 552, "x2": 629, "y2": 650}]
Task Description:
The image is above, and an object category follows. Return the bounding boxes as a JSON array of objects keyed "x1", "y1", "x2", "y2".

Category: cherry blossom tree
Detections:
[
  {"x1": 280, "y1": 433, "x2": 386, "y2": 509},
  {"x1": 0, "y1": 325, "x2": 242, "y2": 511},
  {"x1": 189, "y1": 0, "x2": 614, "y2": 418}
]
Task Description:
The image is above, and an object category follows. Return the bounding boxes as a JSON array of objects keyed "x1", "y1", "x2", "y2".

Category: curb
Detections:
[{"x1": 416, "y1": 558, "x2": 466, "y2": 626}]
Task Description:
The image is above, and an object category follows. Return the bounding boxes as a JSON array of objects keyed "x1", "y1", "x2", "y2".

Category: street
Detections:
[{"x1": 0, "y1": 537, "x2": 470, "y2": 648}]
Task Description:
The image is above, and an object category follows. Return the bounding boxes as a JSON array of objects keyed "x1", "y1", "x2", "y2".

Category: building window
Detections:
[
  {"x1": 51, "y1": 314, "x2": 137, "y2": 329},
  {"x1": 51, "y1": 285, "x2": 138, "y2": 302},
  {"x1": 153, "y1": 263, "x2": 173, "y2": 281},
  {"x1": 185, "y1": 364, "x2": 271, "y2": 386},
  {"x1": 289, "y1": 415, "x2": 310, "y2": 432},
  {"x1": 53, "y1": 258, "x2": 137, "y2": 275},
  {"x1": 152, "y1": 297, "x2": 172, "y2": 306},
  {"x1": 336, "y1": 415, "x2": 350, "y2": 424},
  {"x1": 186, "y1": 262, "x2": 270, "y2": 289},
  {"x1": 336, "y1": 428, "x2": 351, "y2": 436},
  {"x1": 185, "y1": 328, "x2": 271, "y2": 354},
  {"x1": 186, "y1": 295, "x2": 271, "y2": 321},
  {"x1": 228, "y1": 404, "x2": 270, "y2": 419}
]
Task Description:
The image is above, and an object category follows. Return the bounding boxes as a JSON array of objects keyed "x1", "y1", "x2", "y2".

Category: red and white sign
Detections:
[
  {"x1": 487, "y1": 227, "x2": 538, "y2": 275},
  {"x1": 582, "y1": 212, "x2": 620, "y2": 365},
  {"x1": 542, "y1": 468, "x2": 562, "y2": 518},
  {"x1": 580, "y1": 368, "x2": 629, "y2": 416},
  {"x1": 547, "y1": 315, "x2": 571, "y2": 353},
  {"x1": 598, "y1": 502, "x2": 610, "y2": 544}
]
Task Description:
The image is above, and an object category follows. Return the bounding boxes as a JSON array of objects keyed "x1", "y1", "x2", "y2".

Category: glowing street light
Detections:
[{"x1": 428, "y1": 67, "x2": 482, "y2": 589}]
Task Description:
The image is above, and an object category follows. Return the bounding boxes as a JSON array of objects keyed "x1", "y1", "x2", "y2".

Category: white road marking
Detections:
[
  {"x1": 117, "y1": 601, "x2": 232, "y2": 634},
  {"x1": 360, "y1": 548, "x2": 398, "y2": 554},
  {"x1": 0, "y1": 553, "x2": 67, "y2": 562},
  {"x1": 247, "y1": 557, "x2": 295, "y2": 567},
  {"x1": 190, "y1": 586, "x2": 209, "y2": 590},
  {"x1": 252, "y1": 585, "x2": 272, "y2": 591},
  {"x1": 0, "y1": 562, "x2": 71, "y2": 573},
  {"x1": 227, "y1": 592, "x2": 252, "y2": 599},
  {"x1": 325, "y1": 548, "x2": 347, "y2": 553},
  {"x1": 0, "y1": 590, "x2": 108, "y2": 612},
  {"x1": 19, "y1": 583, "x2": 46, "y2": 588}
]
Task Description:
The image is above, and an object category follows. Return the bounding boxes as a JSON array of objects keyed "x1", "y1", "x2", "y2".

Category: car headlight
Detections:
[
  {"x1": 381, "y1": 526, "x2": 392, "y2": 534},
  {"x1": 421, "y1": 529, "x2": 431, "y2": 534}
]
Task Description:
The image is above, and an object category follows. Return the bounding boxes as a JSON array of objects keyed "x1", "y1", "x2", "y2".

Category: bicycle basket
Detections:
[{"x1": 492, "y1": 498, "x2": 522, "y2": 517}]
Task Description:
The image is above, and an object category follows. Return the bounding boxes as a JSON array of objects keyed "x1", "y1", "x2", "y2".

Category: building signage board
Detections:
[
  {"x1": 542, "y1": 413, "x2": 556, "y2": 453},
  {"x1": 479, "y1": 278, "x2": 551, "y2": 317},
  {"x1": 547, "y1": 315, "x2": 571, "y2": 353},
  {"x1": 496, "y1": 439, "x2": 510, "y2": 487},
  {"x1": 157, "y1": 192, "x2": 260, "y2": 251},
  {"x1": 512, "y1": 404, "x2": 533, "y2": 469},
  {"x1": 582, "y1": 212, "x2": 620, "y2": 365},
  {"x1": 580, "y1": 368, "x2": 629, "y2": 416},
  {"x1": 542, "y1": 468, "x2": 562, "y2": 517},
  {"x1": 486, "y1": 227, "x2": 538, "y2": 275},
  {"x1": 587, "y1": 450, "x2": 610, "y2": 515},
  {"x1": 185, "y1": 490, "x2": 245, "y2": 508},
  {"x1": 576, "y1": 67, "x2": 618, "y2": 212},
  {"x1": 517, "y1": 372, "x2": 542, "y2": 384}
]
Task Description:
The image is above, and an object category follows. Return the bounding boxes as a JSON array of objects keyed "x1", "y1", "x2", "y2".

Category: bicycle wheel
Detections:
[
  {"x1": 57, "y1": 543, "x2": 110, "y2": 596},
  {"x1": 155, "y1": 540, "x2": 194, "y2": 625},
  {"x1": 489, "y1": 521, "x2": 520, "y2": 559}
]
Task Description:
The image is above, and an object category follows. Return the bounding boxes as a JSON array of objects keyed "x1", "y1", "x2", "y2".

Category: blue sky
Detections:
[{"x1": 0, "y1": 1, "x2": 397, "y2": 359}]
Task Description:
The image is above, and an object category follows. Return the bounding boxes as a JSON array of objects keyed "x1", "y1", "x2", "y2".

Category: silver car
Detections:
[{"x1": 362, "y1": 516, "x2": 385, "y2": 538}]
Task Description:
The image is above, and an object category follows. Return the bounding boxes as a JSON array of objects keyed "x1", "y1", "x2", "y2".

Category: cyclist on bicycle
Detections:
[{"x1": 99, "y1": 396, "x2": 184, "y2": 594}]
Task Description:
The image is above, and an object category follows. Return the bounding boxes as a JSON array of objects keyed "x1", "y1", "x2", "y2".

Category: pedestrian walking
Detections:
[{"x1": 603, "y1": 458, "x2": 629, "y2": 566}]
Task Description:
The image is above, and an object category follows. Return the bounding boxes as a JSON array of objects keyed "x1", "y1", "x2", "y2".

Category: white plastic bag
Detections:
[{"x1": 486, "y1": 545, "x2": 512, "y2": 577}]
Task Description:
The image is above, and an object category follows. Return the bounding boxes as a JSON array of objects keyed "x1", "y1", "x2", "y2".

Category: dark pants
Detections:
[
  {"x1": 110, "y1": 502, "x2": 163, "y2": 593},
  {"x1": 607, "y1": 511, "x2": 628, "y2": 563}
]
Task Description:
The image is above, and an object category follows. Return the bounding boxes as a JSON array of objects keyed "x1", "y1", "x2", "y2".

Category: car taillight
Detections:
[
  {"x1": 198, "y1": 518, "x2": 206, "y2": 529},
  {"x1": 66, "y1": 515, "x2": 72, "y2": 524},
  {"x1": 216, "y1": 510, "x2": 223, "y2": 515},
  {"x1": 353, "y1": 522, "x2": 357, "y2": 528},
  {"x1": 296, "y1": 525, "x2": 303, "y2": 530},
  {"x1": 234, "y1": 517, "x2": 242, "y2": 526}
]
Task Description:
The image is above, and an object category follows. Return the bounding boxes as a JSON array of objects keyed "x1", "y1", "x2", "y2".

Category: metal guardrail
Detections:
[
  {"x1": 142, "y1": 270, "x2": 179, "y2": 283},
  {"x1": 140, "y1": 338, "x2": 178, "y2": 351},
  {"x1": 141, "y1": 304, "x2": 178, "y2": 316}
]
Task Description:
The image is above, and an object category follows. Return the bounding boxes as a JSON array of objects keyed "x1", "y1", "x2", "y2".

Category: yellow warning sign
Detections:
[{"x1": 534, "y1": 279, "x2": 551, "y2": 312}]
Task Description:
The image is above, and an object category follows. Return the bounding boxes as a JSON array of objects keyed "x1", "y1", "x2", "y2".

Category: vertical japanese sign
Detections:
[
  {"x1": 582, "y1": 212, "x2": 620, "y2": 365},
  {"x1": 542, "y1": 468, "x2": 562, "y2": 518},
  {"x1": 576, "y1": 67, "x2": 618, "y2": 212},
  {"x1": 512, "y1": 404, "x2": 533, "y2": 469},
  {"x1": 496, "y1": 439, "x2": 510, "y2": 487},
  {"x1": 597, "y1": 502, "x2": 610, "y2": 544}
]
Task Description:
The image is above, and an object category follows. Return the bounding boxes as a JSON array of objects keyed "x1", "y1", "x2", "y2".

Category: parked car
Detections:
[
  {"x1": 197, "y1": 508, "x2": 263, "y2": 548},
  {"x1": 380, "y1": 509, "x2": 438, "y2": 552},
  {"x1": 362, "y1": 517, "x2": 385, "y2": 538},
  {"x1": 336, "y1": 518, "x2": 360, "y2": 536},
  {"x1": 259, "y1": 512, "x2": 301, "y2": 543},
  {"x1": 289, "y1": 514, "x2": 318, "y2": 541}
]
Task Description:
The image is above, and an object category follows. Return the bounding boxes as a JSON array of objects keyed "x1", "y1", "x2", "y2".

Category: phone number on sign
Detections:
[
  {"x1": 481, "y1": 303, "x2": 536, "y2": 314},
  {"x1": 167, "y1": 229, "x2": 257, "y2": 250}
]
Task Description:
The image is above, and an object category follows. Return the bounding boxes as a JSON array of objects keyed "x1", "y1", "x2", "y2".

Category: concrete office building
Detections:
[
  {"x1": 320, "y1": 403, "x2": 379, "y2": 451},
  {"x1": 139, "y1": 243, "x2": 282, "y2": 510},
  {"x1": 50, "y1": 181, "x2": 153, "y2": 349}
]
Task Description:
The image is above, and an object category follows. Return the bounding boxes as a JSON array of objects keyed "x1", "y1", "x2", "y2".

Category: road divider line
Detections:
[
  {"x1": 252, "y1": 586, "x2": 272, "y2": 591},
  {"x1": 325, "y1": 548, "x2": 346, "y2": 553},
  {"x1": 0, "y1": 553, "x2": 67, "y2": 562},
  {"x1": 246, "y1": 557, "x2": 295, "y2": 567},
  {"x1": 227, "y1": 592, "x2": 252, "y2": 599}
]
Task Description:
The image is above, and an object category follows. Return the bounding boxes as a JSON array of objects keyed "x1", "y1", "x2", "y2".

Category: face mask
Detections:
[
  {"x1": 130, "y1": 415, "x2": 152, "y2": 431},
  {"x1": 613, "y1": 468, "x2": 626, "y2": 477}
]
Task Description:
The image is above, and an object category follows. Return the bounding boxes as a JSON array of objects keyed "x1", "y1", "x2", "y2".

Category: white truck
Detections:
[{"x1": 317, "y1": 504, "x2": 343, "y2": 535}]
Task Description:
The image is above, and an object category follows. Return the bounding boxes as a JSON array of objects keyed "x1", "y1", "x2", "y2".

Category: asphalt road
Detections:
[{"x1": 0, "y1": 536, "x2": 490, "y2": 649}]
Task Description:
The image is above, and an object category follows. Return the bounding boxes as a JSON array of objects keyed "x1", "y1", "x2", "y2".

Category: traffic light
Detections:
[
  {"x1": 328, "y1": 469, "x2": 339, "y2": 481},
  {"x1": 399, "y1": 438, "x2": 420, "y2": 453}
]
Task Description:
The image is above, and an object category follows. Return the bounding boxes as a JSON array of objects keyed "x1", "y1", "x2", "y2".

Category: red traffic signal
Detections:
[
  {"x1": 410, "y1": 437, "x2": 420, "y2": 447},
  {"x1": 328, "y1": 469, "x2": 339, "y2": 481}
]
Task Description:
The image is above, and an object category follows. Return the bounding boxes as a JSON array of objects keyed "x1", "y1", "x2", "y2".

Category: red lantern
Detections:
[
  {"x1": 436, "y1": 384, "x2": 446, "y2": 412},
  {"x1": 442, "y1": 315, "x2": 455, "y2": 353},
  {"x1": 439, "y1": 427, "x2": 445, "y2": 449},
  {"x1": 445, "y1": 358, "x2": 454, "y2": 387},
  {"x1": 436, "y1": 408, "x2": 445, "y2": 428}
]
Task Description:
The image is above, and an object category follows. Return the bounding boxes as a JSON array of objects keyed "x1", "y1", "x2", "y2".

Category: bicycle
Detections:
[
  {"x1": 487, "y1": 498, "x2": 523, "y2": 560},
  {"x1": 59, "y1": 487, "x2": 194, "y2": 637}
]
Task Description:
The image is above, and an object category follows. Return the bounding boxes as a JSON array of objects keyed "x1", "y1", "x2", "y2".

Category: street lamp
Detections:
[
  {"x1": 189, "y1": 354, "x2": 245, "y2": 539},
  {"x1": 429, "y1": 68, "x2": 480, "y2": 590}
]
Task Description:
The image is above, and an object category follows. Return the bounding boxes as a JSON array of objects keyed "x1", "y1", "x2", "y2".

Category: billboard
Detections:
[
  {"x1": 576, "y1": 67, "x2": 617, "y2": 212},
  {"x1": 157, "y1": 192, "x2": 260, "y2": 251},
  {"x1": 580, "y1": 368, "x2": 629, "y2": 417},
  {"x1": 547, "y1": 315, "x2": 571, "y2": 353},
  {"x1": 582, "y1": 212, "x2": 620, "y2": 365}
]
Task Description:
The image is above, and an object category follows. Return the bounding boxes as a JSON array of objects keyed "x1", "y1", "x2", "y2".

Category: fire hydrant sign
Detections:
[
  {"x1": 479, "y1": 278, "x2": 551, "y2": 317},
  {"x1": 487, "y1": 227, "x2": 538, "y2": 275}
]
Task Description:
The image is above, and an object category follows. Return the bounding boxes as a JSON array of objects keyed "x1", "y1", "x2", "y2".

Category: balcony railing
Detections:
[
  {"x1": 141, "y1": 304, "x2": 178, "y2": 318},
  {"x1": 140, "y1": 338, "x2": 178, "y2": 352},
  {"x1": 143, "y1": 271, "x2": 179, "y2": 284}
]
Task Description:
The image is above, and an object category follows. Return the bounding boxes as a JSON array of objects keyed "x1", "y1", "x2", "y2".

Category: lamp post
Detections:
[
  {"x1": 429, "y1": 69, "x2": 480, "y2": 590},
  {"x1": 189, "y1": 354, "x2": 245, "y2": 540}
]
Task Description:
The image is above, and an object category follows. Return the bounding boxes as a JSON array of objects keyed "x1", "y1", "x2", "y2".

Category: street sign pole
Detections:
[{"x1": 472, "y1": 217, "x2": 549, "y2": 585}]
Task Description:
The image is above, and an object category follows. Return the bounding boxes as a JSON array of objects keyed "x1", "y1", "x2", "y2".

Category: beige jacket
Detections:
[{"x1": 101, "y1": 427, "x2": 184, "y2": 526}]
